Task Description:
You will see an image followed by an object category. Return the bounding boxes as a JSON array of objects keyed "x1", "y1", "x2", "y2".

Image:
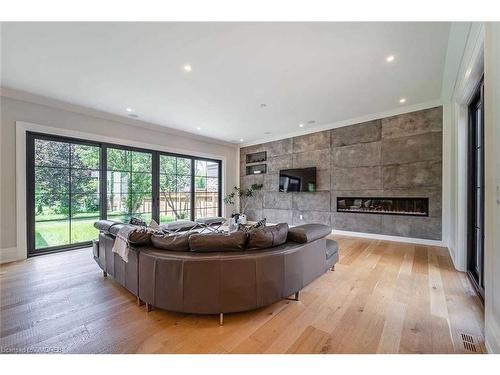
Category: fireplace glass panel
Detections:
[{"x1": 336, "y1": 197, "x2": 429, "y2": 216}]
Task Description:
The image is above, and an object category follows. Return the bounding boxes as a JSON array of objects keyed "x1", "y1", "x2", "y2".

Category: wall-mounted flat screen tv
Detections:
[{"x1": 279, "y1": 167, "x2": 317, "y2": 192}]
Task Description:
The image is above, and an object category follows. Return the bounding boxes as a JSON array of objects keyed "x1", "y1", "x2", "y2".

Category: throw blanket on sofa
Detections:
[{"x1": 112, "y1": 225, "x2": 137, "y2": 263}]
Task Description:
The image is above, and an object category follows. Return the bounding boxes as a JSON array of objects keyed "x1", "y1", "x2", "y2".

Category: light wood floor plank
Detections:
[{"x1": 0, "y1": 236, "x2": 484, "y2": 354}]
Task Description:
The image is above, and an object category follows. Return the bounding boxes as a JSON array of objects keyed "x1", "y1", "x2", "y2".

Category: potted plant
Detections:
[{"x1": 224, "y1": 183, "x2": 263, "y2": 227}]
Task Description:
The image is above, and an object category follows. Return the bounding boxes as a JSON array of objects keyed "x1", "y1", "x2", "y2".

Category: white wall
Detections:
[
  {"x1": 0, "y1": 89, "x2": 239, "y2": 263},
  {"x1": 484, "y1": 22, "x2": 500, "y2": 354},
  {"x1": 443, "y1": 21, "x2": 500, "y2": 353},
  {"x1": 443, "y1": 23, "x2": 484, "y2": 271}
]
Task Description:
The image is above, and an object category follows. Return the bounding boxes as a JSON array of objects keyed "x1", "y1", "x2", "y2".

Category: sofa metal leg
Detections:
[
  {"x1": 219, "y1": 313, "x2": 224, "y2": 326},
  {"x1": 146, "y1": 303, "x2": 153, "y2": 312},
  {"x1": 294, "y1": 291, "x2": 300, "y2": 301},
  {"x1": 137, "y1": 297, "x2": 144, "y2": 306},
  {"x1": 103, "y1": 270, "x2": 107, "y2": 278}
]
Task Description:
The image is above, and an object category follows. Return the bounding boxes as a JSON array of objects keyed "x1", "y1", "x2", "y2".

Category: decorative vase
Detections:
[
  {"x1": 239, "y1": 214, "x2": 247, "y2": 225},
  {"x1": 229, "y1": 217, "x2": 239, "y2": 233}
]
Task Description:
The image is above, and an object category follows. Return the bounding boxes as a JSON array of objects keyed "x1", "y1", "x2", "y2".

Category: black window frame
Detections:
[
  {"x1": 466, "y1": 77, "x2": 485, "y2": 300},
  {"x1": 26, "y1": 132, "x2": 223, "y2": 257}
]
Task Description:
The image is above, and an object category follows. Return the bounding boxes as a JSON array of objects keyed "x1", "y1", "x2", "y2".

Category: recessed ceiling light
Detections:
[
  {"x1": 386, "y1": 55, "x2": 395, "y2": 63},
  {"x1": 196, "y1": 126, "x2": 201, "y2": 130},
  {"x1": 239, "y1": 138, "x2": 244, "y2": 142},
  {"x1": 126, "y1": 108, "x2": 133, "y2": 112},
  {"x1": 399, "y1": 98, "x2": 406, "y2": 104},
  {"x1": 183, "y1": 64, "x2": 192, "y2": 72},
  {"x1": 299, "y1": 124, "x2": 304, "y2": 128}
]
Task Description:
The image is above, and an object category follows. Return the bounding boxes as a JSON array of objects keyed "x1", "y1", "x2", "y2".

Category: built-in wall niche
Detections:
[
  {"x1": 337, "y1": 197, "x2": 429, "y2": 217},
  {"x1": 246, "y1": 164, "x2": 267, "y2": 175},
  {"x1": 246, "y1": 151, "x2": 267, "y2": 164}
]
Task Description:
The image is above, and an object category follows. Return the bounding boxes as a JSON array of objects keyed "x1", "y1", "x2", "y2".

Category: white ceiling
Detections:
[{"x1": 1, "y1": 22, "x2": 451, "y2": 144}]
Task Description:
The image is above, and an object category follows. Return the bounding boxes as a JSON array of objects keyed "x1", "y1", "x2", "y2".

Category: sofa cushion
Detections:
[
  {"x1": 189, "y1": 231, "x2": 247, "y2": 252},
  {"x1": 159, "y1": 220, "x2": 198, "y2": 233},
  {"x1": 151, "y1": 233, "x2": 191, "y2": 251},
  {"x1": 287, "y1": 224, "x2": 331, "y2": 244},
  {"x1": 106, "y1": 224, "x2": 152, "y2": 245},
  {"x1": 326, "y1": 239, "x2": 339, "y2": 259},
  {"x1": 108, "y1": 223, "x2": 126, "y2": 236},
  {"x1": 247, "y1": 223, "x2": 289, "y2": 249},
  {"x1": 94, "y1": 220, "x2": 120, "y2": 232}
]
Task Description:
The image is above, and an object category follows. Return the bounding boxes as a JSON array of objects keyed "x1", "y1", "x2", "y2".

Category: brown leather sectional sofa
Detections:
[{"x1": 93, "y1": 220, "x2": 338, "y2": 324}]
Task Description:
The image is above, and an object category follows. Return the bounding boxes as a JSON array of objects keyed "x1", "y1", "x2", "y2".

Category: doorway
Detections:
[{"x1": 467, "y1": 77, "x2": 485, "y2": 299}]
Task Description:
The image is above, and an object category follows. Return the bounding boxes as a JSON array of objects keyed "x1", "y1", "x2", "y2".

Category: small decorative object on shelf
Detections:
[
  {"x1": 246, "y1": 151, "x2": 267, "y2": 164},
  {"x1": 224, "y1": 184, "x2": 264, "y2": 225},
  {"x1": 246, "y1": 164, "x2": 266, "y2": 175}
]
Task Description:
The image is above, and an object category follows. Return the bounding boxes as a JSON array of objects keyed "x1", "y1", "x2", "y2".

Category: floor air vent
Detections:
[{"x1": 460, "y1": 333, "x2": 482, "y2": 353}]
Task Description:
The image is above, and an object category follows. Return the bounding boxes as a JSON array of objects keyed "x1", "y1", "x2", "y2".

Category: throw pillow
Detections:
[
  {"x1": 151, "y1": 232, "x2": 191, "y2": 251},
  {"x1": 247, "y1": 223, "x2": 289, "y2": 249},
  {"x1": 130, "y1": 217, "x2": 146, "y2": 227},
  {"x1": 188, "y1": 231, "x2": 247, "y2": 252}
]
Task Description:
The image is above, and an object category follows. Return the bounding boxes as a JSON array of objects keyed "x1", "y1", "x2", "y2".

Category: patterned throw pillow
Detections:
[
  {"x1": 130, "y1": 217, "x2": 146, "y2": 227},
  {"x1": 238, "y1": 218, "x2": 267, "y2": 233}
]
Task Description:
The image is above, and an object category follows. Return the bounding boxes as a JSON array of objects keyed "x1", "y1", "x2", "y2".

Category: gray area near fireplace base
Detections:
[{"x1": 240, "y1": 106, "x2": 443, "y2": 240}]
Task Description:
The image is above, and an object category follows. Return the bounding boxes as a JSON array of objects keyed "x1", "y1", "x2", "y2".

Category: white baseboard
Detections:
[
  {"x1": 485, "y1": 314, "x2": 500, "y2": 354},
  {"x1": 331, "y1": 229, "x2": 445, "y2": 247},
  {"x1": 0, "y1": 247, "x2": 26, "y2": 264}
]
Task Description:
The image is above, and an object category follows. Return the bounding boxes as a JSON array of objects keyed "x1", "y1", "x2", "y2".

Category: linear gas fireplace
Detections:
[{"x1": 337, "y1": 197, "x2": 429, "y2": 217}]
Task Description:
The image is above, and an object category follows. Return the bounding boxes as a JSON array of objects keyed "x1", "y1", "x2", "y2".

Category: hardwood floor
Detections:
[{"x1": 0, "y1": 236, "x2": 485, "y2": 354}]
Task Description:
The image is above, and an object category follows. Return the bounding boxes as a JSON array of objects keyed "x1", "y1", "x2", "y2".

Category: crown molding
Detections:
[
  {"x1": 0, "y1": 86, "x2": 238, "y2": 149},
  {"x1": 239, "y1": 98, "x2": 443, "y2": 148}
]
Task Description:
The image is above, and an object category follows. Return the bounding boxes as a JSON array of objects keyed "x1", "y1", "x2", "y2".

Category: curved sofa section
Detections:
[
  {"x1": 92, "y1": 221, "x2": 339, "y2": 316},
  {"x1": 137, "y1": 239, "x2": 328, "y2": 314}
]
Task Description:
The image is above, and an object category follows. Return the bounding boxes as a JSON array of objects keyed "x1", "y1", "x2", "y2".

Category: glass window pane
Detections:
[
  {"x1": 160, "y1": 211, "x2": 177, "y2": 224},
  {"x1": 130, "y1": 193, "x2": 152, "y2": 215},
  {"x1": 207, "y1": 161, "x2": 219, "y2": 177},
  {"x1": 160, "y1": 174, "x2": 176, "y2": 192},
  {"x1": 107, "y1": 171, "x2": 129, "y2": 194},
  {"x1": 160, "y1": 155, "x2": 176, "y2": 175},
  {"x1": 107, "y1": 148, "x2": 130, "y2": 171},
  {"x1": 195, "y1": 160, "x2": 207, "y2": 177},
  {"x1": 132, "y1": 151, "x2": 152, "y2": 172},
  {"x1": 107, "y1": 193, "x2": 129, "y2": 216},
  {"x1": 35, "y1": 194, "x2": 70, "y2": 222},
  {"x1": 131, "y1": 172, "x2": 152, "y2": 193},
  {"x1": 35, "y1": 139, "x2": 70, "y2": 167},
  {"x1": 195, "y1": 176, "x2": 206, "y2": 191},
  {"x1": 35, "y1": 166, "x2": 69, "y2": 195},
  {"x1": 71, "y1": 144, "x2": 100, "y2": 169},
  {"x1": 71, "y1": 194, "x2": 100, "y2": 218},
  {"x1": 207, "y1": 177, "x2": 219, "y2": 192},
  {"x1": 177, "y1": 174, "x2": 191, "y2": 192},
  {"x1": 71, "y1": 216, "x2": 99, "y2": 243},
  {"x1": 72, "y1": 169, "x2": 100, "y2": 194},
  {"x1": 177, "y1": 158, "x2": 192, "y2": 175},
  {"x1": 35, "y1": 219, "x2": 70, "y2": 249}
]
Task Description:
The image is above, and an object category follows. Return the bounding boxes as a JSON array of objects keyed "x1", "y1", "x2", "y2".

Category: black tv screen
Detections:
[{"x1": 279, "y1": 167, "x2": 317, "y2": 192}]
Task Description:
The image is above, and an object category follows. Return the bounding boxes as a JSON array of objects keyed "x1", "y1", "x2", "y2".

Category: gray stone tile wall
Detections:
[{"x1": 240, "y1": 106, "x2": 443, "y2": 240}]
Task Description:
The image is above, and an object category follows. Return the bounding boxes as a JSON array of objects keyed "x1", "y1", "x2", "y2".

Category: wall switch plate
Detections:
[{"x1": 299, "y1": 214, "x2": 303, "y2": 220}]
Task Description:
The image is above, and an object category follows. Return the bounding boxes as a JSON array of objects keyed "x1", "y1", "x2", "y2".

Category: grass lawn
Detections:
[
  {"x1": 35, "y1": 217, "x2": 99, "y2": 249},
  {"x1": 35, "y1": 214, "x2": 178, "y2": 249}
]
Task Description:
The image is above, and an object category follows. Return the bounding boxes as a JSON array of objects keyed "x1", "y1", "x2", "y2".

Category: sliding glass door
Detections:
[
  {"x1": 159, "y1": 155, "x2": 192, "y2": 223},
  {"x1": 106, "y1": 147, "x2": 153, "y2": 223},
  {"x1": 467, "y1": 78, "x2": 485, "y2": 299},
  {"x1": 195, "y1": 159, "x2": 221, "y2": 219},
  {"x1": 28, "y1": 134, "x2": 101, "y2": 253},
  {"x1": 27, "y1": 132, "x2": 222, "y2": 256}
]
